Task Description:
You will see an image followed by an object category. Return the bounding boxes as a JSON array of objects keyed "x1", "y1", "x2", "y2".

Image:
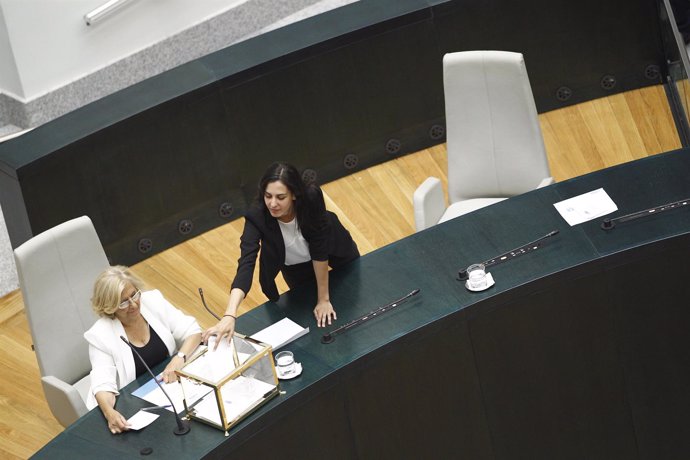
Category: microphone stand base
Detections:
[
  {"x1": 601, "y1": 219, "x2": 615, "y2": 230},
  {"x1": 457, "y1": 269, "x2": 468, "y2": 281},
  {"x1": 174, "y1": 420, "x2": 191, "y2": 436}
]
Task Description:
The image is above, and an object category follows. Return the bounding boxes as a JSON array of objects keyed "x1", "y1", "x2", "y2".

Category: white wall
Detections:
[
  {"x1": 0, "y1": 0, "x2": 249, "y2": 101},
  {"x1": 0, "y1": 4, "x2": 22, "y2": 99}
]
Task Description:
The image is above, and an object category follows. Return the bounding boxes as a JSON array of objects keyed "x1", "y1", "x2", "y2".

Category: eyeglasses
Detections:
[{"x1": 118, "y1": 290, "x2": 141, "y2": 309}]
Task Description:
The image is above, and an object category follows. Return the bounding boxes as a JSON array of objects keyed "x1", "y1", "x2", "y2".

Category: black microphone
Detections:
[
  {"x1": 198, "y1": 287, "x2": 221, "y2": 320},
  {"x1": 458, "y1": 230, "x2": 560, "y2": 280},
  {"x1": 321, "y1": 289, "x2": 420, "y2": 344},
  {"x1": 600, "y1": 197, "x2": 690, "y2": 230},
  {"x1": 119, "y1": 336, "x2": 190, "y2": 435}
]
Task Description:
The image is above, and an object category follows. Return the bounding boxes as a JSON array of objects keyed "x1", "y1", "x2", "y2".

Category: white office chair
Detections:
[
  {"x1": 413, "y1": 51, "x2": 553, "y2": 231},
  {"x1": 14, "y1": 216, "x2": 108, "y2": 427}
]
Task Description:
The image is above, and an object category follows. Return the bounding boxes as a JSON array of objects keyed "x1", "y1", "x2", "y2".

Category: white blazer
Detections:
[{"x1": 83, "y1": 289, "x2": 201, "y2": 409}]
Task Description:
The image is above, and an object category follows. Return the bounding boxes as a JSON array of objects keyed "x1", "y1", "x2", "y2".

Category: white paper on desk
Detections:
[
  {"x1": 183, "y1": 336, "x2": 251, "y2": 382},
  {"x1": 127, "y1": 410, "x2": 159, "y2": 430},
  {"x1": 131, "y1": 378, "x2": 212, "y2": 413},
  {"x1": 192, "y1": 375, "x2": 277, "y2": 426},
  {"x1": 553, "y1": 188, "x2": 618, "y2": 226},
  {"x1": 250, "y1": 317, "x2": 309, "y2": 350}
]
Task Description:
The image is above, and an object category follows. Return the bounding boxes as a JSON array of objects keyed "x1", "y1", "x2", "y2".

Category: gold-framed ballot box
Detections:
[{"x1": 176, "y1": 333, "x2": 279, "y2": 433}]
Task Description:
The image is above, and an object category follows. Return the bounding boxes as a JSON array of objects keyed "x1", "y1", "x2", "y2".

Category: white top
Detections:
[{"x1": 277, "y1": 218, "x2": 311, "y2": 265}]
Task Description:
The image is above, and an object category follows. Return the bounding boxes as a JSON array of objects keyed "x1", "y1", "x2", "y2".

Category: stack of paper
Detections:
[
  {"x1": 192, "y1": 375, "x2": 277, "y2": 426},
  {"x1": 183, "y1": 337, "x2": 251, "y2": 382},
  {"x1": 131, "y1": 377, "x2": 212, "y2": 414},
  {"x1": 250, "y1": 317, "x2": 309, "y2": 350}
]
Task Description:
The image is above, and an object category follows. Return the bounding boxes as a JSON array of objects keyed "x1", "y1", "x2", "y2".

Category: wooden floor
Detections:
[{"x1": 0, "y1": 84, "x2": 681, "y2": 459}]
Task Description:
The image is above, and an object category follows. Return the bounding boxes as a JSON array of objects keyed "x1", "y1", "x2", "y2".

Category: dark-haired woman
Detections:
[{"x1": 202, "y1": 163, "x2": 359, "y2": 345}]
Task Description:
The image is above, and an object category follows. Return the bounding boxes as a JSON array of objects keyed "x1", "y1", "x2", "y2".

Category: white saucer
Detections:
[
  {"x1": 277, "y1": 362, "x2": 303, "y2": 380},
  {"x1": 465, "y1": 272, "x2": 495, "y2": 292}
]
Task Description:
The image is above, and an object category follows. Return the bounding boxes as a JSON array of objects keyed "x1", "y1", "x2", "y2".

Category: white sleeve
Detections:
[
  {"x1": 84, "y1": 327, "x2": 121, "y2": 405},
  {"x1": 88, "y1": 343, "x2": 120, "y2": 396}
]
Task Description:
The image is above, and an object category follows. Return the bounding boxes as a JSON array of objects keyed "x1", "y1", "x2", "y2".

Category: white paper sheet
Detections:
[
  {"x1": 127, "y1": 410, "x2": 159, "y2": 430},
  {"x1": 182, "y1": 339, "x2": 251, "y2": 383},
  {"x1": 250, "y1": 317, "x2": 309, "y2": 350},
  {"x1": 191, "y1": 375, "x2": 277, "y2": 426},
  {"x1": 553, "y1": 188, "x2": 618, "y2": 226},
  {"x1": 132, "y1": 377, "x2": 212, "y2": 413}
]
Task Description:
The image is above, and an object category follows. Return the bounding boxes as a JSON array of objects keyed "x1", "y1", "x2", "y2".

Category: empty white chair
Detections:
[
  {"x1": 14, "y1": 216, "x2": 109, "y2": 427},
  {"x1": 414, "y1": 51, "x2": 553, "y2": 231}
]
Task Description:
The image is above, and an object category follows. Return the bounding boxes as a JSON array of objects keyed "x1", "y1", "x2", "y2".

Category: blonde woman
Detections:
[{"x1": 84, "y1": 266, "x2": 201, "y2": 434}]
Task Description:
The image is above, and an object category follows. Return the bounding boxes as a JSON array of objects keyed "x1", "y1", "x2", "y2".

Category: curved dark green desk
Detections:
[{"x1": 34, "y1": 148, "x2": 690, "y2": 459}]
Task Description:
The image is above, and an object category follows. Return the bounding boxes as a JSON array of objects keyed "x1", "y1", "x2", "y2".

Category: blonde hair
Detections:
[{"x1": 91, "y1": 265, "x2": 145, "y2": 318}]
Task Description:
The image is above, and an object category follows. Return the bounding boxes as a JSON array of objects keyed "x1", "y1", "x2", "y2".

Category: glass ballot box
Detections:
[{"x1": 176, "y1": 333, "x2": 279, "y2": 433}]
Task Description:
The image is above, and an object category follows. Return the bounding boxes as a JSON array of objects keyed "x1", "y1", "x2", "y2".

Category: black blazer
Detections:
[{"x1": 231, "y1": 186, "x2": 358, "y2": 301}]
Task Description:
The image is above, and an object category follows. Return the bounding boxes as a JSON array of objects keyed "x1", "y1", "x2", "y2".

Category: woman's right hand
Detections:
[
  {"x1": 202, "y1": 315, "x2": 236, "y2": 350},
  {"x1": 104, "y1": 408, "x2": 130, "y2": 434},
  {"x1": 96, "y1": 391, "x2": 130, "y2": 434},
  {"x1": 202, "y1": 288, "x2": 245, "y2": 350}
]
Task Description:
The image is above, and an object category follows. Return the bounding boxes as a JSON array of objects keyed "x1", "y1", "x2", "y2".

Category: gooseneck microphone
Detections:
[
  {"x1": 457, "y1": 230, "x2": 560, "y2": 280},
  {"x1": 321, "y1": 289, "x2": 420, "y2": 344},
  {"x1": 198, "y1": 287, "x2": 221, "y2": 320},
  {"x1": 119, "y1": 336, "x2": 190, "y2": 435},
  {"x1": 601, "y1": 197, "x2": 690, "y2": 230}
]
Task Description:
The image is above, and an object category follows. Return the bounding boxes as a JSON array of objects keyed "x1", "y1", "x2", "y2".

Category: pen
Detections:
[{"x1": 141, "y1": 405, "x2": 171, "y2": 411}]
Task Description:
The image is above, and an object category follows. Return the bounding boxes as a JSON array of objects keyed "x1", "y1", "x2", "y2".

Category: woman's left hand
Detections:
[
  {"x1": 313, "y1": 300, "x2": 337, "y2": 327},
  {"x1": 161, "y1": 355, "x2": 184, "y2": 383}
]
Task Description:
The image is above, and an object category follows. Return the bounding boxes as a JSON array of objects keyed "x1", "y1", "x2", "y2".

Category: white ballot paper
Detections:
[
  {"x1": 250, "y1": 317, "x2": 309, "y2": 350},
  {"x1": 182, "y1": 336, "x2": 252, "y2": 382},
  {"x1": 132, "y1": 376, "x2": 213, "y2": 413},
  {"x1": 192, "y1": 375, "x2": 277, "y2": 427},
  {"x1": 127, "y1": 410, "x2": 159, "y2": 430},
  {"x1": 553, "y1": 188, "x2": 618, "y2": 226}
]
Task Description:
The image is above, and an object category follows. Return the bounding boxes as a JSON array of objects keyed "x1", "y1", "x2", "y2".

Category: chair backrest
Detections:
[
  {"x1": 14, "y1": 216, "x2": 108, "y2": 385},
  {"x1": 443, "y1": 50, "x2": 551, "y2": 202}
]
